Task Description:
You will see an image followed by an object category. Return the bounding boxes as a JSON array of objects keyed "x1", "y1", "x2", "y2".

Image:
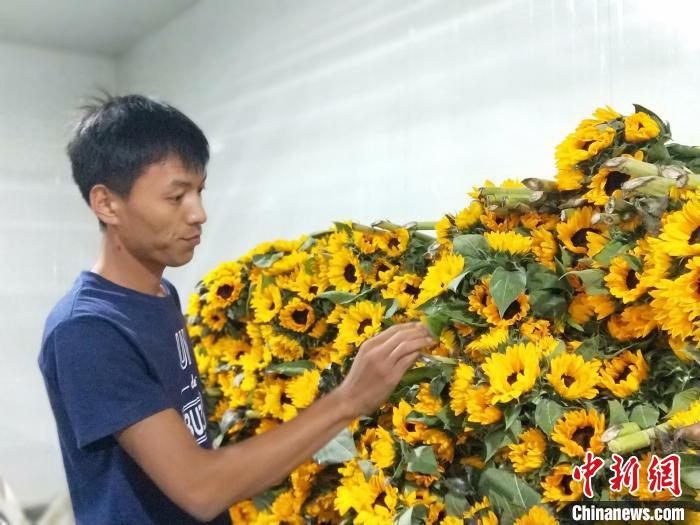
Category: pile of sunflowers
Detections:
[{"x1": 186, "y1": 105, "x2": 700, "y2": 524}]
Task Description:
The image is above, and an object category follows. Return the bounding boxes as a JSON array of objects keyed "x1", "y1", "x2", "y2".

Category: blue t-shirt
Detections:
[{"x1": 38, "y1": 271, "x2": 232, "y2": 525}]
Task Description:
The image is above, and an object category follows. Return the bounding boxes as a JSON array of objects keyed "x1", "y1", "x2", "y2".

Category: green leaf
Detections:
[
  {"x1": 429, "y1": 372, "x2": 451, "y2": 398},
  {"x1": 266, "y1": 360, "x2": 315, "y2": 376},
  {"x1": 526, "y1": 263, "x2": 568, "y2": 291},
  {"x1": 395, "y1": 505, "x2": 427, "y2": 525},
  {"x1": 435, "y1": 405, "x2": 463, "y2": 432},
  {"x1": 317, "y1": 288, "x2": 372, "y2": 305},
  {"x1": 535, "y1": 400, "x2": 565, "y2": 435},
  {"x1": 607, "y1": 400, "x2": 629, "y2": 426},
  {"x1": 445, "y1": 491, "x2": 468, "y2": 517},
  {"x1": 406, "y1": 446, "x2": 439, "y2": 475},
  {"x1": 251, "y1": 251, "x2": 284, "y2": 268},
  {"x1": 680, "y1": 454, "x2": 700, "y2": 489},
  {"x1": 504, "y1": 404, "x2": 522, "y2": 433},
  {"x1": 357, "y1": 459, "x2": 378, "y2": 481},
  {"x1": 529, "y1": 289, "x2": 567, "y2": 319},
  {"x1": 477, "y1": 468, "x2": 541, "y2": 518},
  {"x1": 398, "y1": 366, "x2": 442, "y2": 388},
  {"x1": 333, "y1": 221, "x2": 354, "y2": 236},
  {"x1": 564, "y1": 269, "x2": 609, "y2": 296},
  {"x1": 669, "y1": 388, "x2": 700, "y2": 416},
  {"x1": 629, "y1": 404, "x2": 659, "y2": 429},
  {"x1": 313, "y1": 428, "x2": 358, "y2": 465},
  {"x1": 448, "y1": 271, "x2": 469, "y2": 292},
  {"x1": 425, "y1": 313, "x2": 448, "y2": 339},
  {"x1": 592, "y1": 239, "x2": 634, "y2": 267},
  {"x1": 382, "y1": 298, "x2": 399, "y2": 319},
  {"x1": 406, "y1": 410, "x2": 440, "y2": 427},
  {"x1": 489, "y1": 267, "x2": 527, "y2": 318},
  {"x1": 453, "y1": 234, "x2": 489, "y2": 258},
  {"x1": 576, "y1": 338, "x2": 601, "y2": 360},
  {"x1": 619, "y1": 254, "x2": 643, "y2": 273}
]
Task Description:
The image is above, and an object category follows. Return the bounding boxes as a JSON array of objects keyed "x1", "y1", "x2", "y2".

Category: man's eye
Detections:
[
  {"x1": 198, "y1": 186, "x2": 206, "y2": 195},
  {"x1": 171, "y1": 194, "x2": 184, "y2": 202}
]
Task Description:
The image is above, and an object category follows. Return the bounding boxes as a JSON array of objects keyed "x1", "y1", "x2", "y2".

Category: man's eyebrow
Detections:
[{"x1": 168, "y1": 176, "x2": 207, "y2": 189}]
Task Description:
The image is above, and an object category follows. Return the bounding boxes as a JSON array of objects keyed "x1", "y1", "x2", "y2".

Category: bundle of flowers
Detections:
[{"x1": 186, "y1": 105, "x2": 700, "y2": 524}]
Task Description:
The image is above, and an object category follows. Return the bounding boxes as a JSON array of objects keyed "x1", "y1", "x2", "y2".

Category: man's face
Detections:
[{"x1": 113, "y1": 154, "x2": 207, "y2": 269}]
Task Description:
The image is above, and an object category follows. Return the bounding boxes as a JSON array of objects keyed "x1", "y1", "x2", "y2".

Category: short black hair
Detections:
[{"x1": 67, "y1": 93, "x2": 209, "y2": 208}]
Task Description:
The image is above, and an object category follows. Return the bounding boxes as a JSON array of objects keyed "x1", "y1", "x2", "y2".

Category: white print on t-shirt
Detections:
[
  {"x1": 175, "y1": 328, "x2": 192, "y2": 369},
  {"x1": 182, "y1": 394, "x2": 208, "y2": 445}
]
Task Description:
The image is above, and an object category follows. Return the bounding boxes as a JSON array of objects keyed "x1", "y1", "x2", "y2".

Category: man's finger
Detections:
[
  {"x1": 393, "y1": 350, "x2": 421, "y2": 377},
  {"x1": 364, "y1": 322, "x2": 422, "y2": 350},
  {"x1": 377, "y1": 326, "x2": 432, "y2": 357},
  {"x1": 388, "y1": 336, "x2": 434, "y2": 364}
]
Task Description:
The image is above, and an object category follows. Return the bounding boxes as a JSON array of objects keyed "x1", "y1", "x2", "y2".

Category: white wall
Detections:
[
  {"x1": 0, "y1": 41, "x2": 115, "y2": 506},
  {"x1": 117, "y1": 0, "x2": 700, "y2": 297}
]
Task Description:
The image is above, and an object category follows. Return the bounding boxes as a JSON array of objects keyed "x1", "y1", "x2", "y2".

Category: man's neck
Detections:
[{"x1": 92, "y1": 232, "x2": 167, "y2": 297}]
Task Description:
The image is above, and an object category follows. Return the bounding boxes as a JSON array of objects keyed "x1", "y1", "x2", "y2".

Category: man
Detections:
[{"x1": 38, "y1": 94, "x2": 434, "y2": 524}]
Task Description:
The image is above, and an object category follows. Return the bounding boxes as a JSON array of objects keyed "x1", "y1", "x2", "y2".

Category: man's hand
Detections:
[{"x1": 336, "y1": 321, "x2": 434, "y2": 419}]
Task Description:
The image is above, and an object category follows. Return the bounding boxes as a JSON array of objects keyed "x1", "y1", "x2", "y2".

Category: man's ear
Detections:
[{"x1": 89, "y1": 184, "x2": 121, "y2": 226}]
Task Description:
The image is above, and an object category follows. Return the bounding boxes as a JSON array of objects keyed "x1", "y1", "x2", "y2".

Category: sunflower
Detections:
[
  {"x1": 556, "y1": 206, "x2": 607, "y2": 255},
  {"x1": 482, "y1": 342, "x2": 541, "y2": 403},
  {"x1": 520, "y1": 318, "x2": 552, "y2": 342},
  {"x1": 531, "y1": 229, "x2": 558, "y2": 270},
  {"x1": 482, "y1": 292, "x2": 529, "y2": 327},
  {"x1": 507, "y1": 428, "x2": 547, "y2": 474},
  {"x1": 465, "y1": 326, "x2": 509, "y2": 361},
  {"x1": 464, "y1": 386, "x2": 503, "y2": 425},
  {"x1": 377, "y1": 228, "x2": 410, "y2": 257},
  {"x1": 285, "y1": 369, "x2": 320, "y2": 408},
  {"x1": 604, "y1": 255, "x2": 648, "y2": 303},
  {"x1": 607, "y1": 303, "x2": 657, "y2": 341},
  {"x1": 288, "y1": 271, "x2": 327, "y2": 301},
  {"x1": 250, "y1": 282, "x2": 283, "y2": 323},
  {"x1": 658, "y1": 198, "x2": 700, "y2": 257},
  {"x1": 480, "y1": 210, "x2": 520, "y2": 232},
  {"x1": 541, "y1": 463, "x2": 583, "y2": 511},
  {"x1": 514, "y1": 505, "x2": 558, "y2": 525},
  {"x1": 422, "y1": 428, "x2": 454, "y2": 463},
  {"x1": 546, "y1": 353, "x2": 601, "y2": 400},
  {"x1": 467, "y1": 278, "x2": 491, "y2": 317},
  {"x1": 551, "y1": 408, "x2": 605, "y2": 458},
  {"x1": 381, "y1": 273, "x2": 422, "y2": 310},
  {"x1": 360, "y1": 427, "x2": 396, "y2": 469},
  {"x1": 520, "y1": 212, "x2": 559, "y2": 231},
  {"x1": 336, "y1": 300, "x2": 385, "y2": 346},
  {"x1": 415, "y1": 252, "x2": 465, "y2": 306},
  {"x1": 392, "y1": 400, "x2": 426, "y2": 444},
  {"x1": 201, "y1": 303, "x2": 227, "y2": 332},
  {"x1": 366, "y1": 258, "x2": 398, "y2": 288},
  {"x1": 435, "y1": 215, "x2": 455, "y2": 246},
  {"x1": 555, "y1": 167, "x2": 585, "y2": 191},
  {"x1": 327, "y1": 249, "x2": 364, "y2": 293},
  {"x1": 448, "y1": 363, "x2": 475, "y2": 416},
  {"x1": 279, "y1": 298, "x2": 316, "y2": 333},
  {"x1": 568, "y1": 292, "x2": 616, "y2": 324},
  {"x1": 584, "y1": 151, "x2": 643, "y2": 206},
  {"x1": 186, "y1": 292, "x2": 202, "y2": 318},
  {"x1": 484, "y1": 230, "x2": 532, "y2": 255},
  {"x1": 454, "y1": 201, "x2": 483, "y2": 229},
  {"x1": 206, "y1": 272, "x2": 244, "y2": 309},
  {"x1": 624, "y1": 111, "x2": 660, "y2": 142},
  {"x1": 352, "y1": 230, "x2": 380, "y2": 255},
  {"x1": 414, "y1": 383, "x2": 443, "y2": 416},
  {"x1": 202, "y1": 261, "x2": 244, "y2": 286},
  {"x1": 598, "y1": 350, "x2": 649, "y2": 397},
  {"x1": 269, "y1": 333, "x2": 305, "y2": 362}
]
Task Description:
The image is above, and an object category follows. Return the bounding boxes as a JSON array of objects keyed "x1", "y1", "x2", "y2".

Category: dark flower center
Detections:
[
  {"x1": 292, "y1": 309, "x2": 309, "y2": 325},
  {"x1": 616, "y1": 365, "x2": 632, "y2": 382},
  {"x1": 507, "y1": 372, "x2": 520, "y2": 385},
  {"x1": 358, "y1": 319, "x2": 372, "y2": 335},
  {"x1": 572, "y1": 228, "x2": 597, "y2": 248},
  {"x1": 572, "y1": 425, "x2": 595, "y2": 449},
  {"x1": 560, "y1": 474, "x2": 574, "y2": 496},
  {"x1": 280, "y1": 392, "x2": 293, "y2": 405},
  {"x1": 344, "y1": 264, "x2": 357, "y2": 283},
  {"x1": 562, "y1": 374, "x2": 576, "y2": 388},
  {"x1": 404, "y1": 284, "x2": 421, "y2": 297},
  {"x1": 388, "y1": 238, "x2": 400, "y2": 250},
  {"x1": 625, "y1": 270, "x2": 639, "y2": 290},
  {"x1": 603, "y1": 171, "x2": 630, "y2": 195},
  {"x1": 217, "y1": 284, "x2": 234, "y2": 299},
  {"x1": 690, "y1": 226, "x2": 700, "y2": 245},
  {"x1": 309, "y1": 285, "x2": 318, "y2": 294},
  {"x1": 503, "y1": 300, "x2": 521, "y2": 319}
]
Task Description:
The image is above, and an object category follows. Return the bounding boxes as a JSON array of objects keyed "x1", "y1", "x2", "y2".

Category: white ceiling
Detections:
[{"x1": 0, "y1": 0, "x2": 199, "y2": 57}]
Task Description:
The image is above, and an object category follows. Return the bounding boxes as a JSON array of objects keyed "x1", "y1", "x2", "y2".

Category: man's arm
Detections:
[{"x1": 115, "y1": 321, "x2": 433, "y2": 522}]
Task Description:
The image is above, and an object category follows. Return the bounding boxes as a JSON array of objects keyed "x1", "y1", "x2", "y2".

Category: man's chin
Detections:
[{"x1": 166, "y1": 250, "x2": 196, "y2": 268}]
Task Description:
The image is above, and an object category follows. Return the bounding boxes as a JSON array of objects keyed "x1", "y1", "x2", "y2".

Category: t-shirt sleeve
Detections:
[{"x1": 51, "y1": 316, "x2": 172, "y2": 449}]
